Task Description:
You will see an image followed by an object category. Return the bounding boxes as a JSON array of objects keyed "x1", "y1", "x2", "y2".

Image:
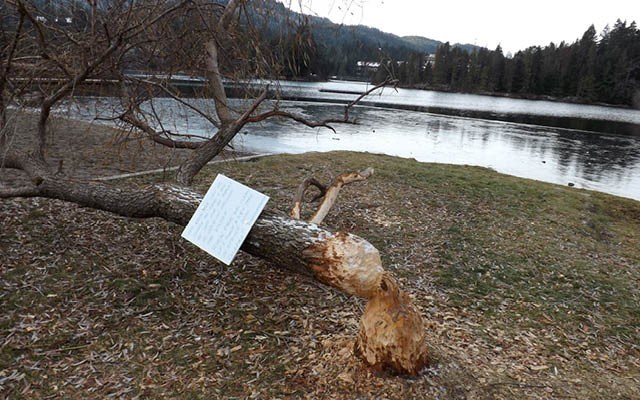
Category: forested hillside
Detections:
[
  {"x1": 9, "y1": 0, "x2": 475, "y2": 79},
  {"x1": 379, "y1": 21, "x2": 640, "y2": 106},
  {"x1": 7, "y1": 1, "x2": 636, "y2": 105},
  {"x1": 257, "y1": 0, "x2": 476, "y2": 78}
]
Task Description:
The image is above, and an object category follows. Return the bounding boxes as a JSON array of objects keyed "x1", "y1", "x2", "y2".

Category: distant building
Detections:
[{"x1": 356, "y1": 61, "x2": 380, "y2": 76}]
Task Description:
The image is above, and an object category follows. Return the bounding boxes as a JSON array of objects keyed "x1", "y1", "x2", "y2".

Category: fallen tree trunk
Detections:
[{"x1": 1, "y1": 158, "x2": 428, "y2": 375}]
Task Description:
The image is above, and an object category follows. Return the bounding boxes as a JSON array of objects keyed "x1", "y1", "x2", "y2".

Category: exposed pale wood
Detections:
[
  {"x1": 310, "y1": 167, "x2": 374, "y2": 225},
  {"x1": 284, "y1": 167, "x2": 428, "y2": 375},
  {"x1": 355, "y1": 273, "x2": 429, "y2": 375}
]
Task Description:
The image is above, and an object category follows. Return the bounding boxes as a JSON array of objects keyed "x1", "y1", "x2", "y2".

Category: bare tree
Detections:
[{"x1": 0, "y1": 0, "x2": 427, "y2": 375}]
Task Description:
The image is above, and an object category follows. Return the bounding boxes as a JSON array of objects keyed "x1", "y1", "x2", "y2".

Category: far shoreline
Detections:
[{"x1": 290, "y1": 74, "x2": 639, "y2": 110}]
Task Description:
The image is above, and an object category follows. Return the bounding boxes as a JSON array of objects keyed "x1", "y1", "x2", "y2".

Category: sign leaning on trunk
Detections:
[{"x1": 181, "y1": 174, "x2": 269, "y2": 265}]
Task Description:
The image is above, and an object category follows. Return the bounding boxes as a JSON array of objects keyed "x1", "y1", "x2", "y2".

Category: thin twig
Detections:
[
  {"x1": 124, "y1": 76, "x2": 221, "y2": 128},
  {"x1": 487, "y1": 381, "x2": 553, "y2": 389}
]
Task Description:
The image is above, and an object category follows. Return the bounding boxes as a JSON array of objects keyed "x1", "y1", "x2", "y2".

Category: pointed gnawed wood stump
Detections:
[
  {"x1": 243, "y1": 213, "x2": 429, "y2": 375},
  {"x1": 258, "y1": 167, "x2": 429, "y2": 375},
  {"x1": 355, "y1": 273, "x2": 429, "y2": 375}
]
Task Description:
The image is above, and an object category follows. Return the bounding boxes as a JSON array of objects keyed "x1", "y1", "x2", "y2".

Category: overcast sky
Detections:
[{"x1": 279, "y1": 0, "x2": 639, "y2": 54}]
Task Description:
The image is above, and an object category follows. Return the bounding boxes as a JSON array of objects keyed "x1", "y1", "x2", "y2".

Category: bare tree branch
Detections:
[
  {"x1": 290, "y1": 177, "x2": 326, "y2": 219},
  {"x1": 4, "y1": 0, "x2": 191, "y2": 161},
  {"x1": 246, "y1": 78, "x2": 397, "y2": 133},
  {"x1": 119, "y1": 111, "x2": 204, "y2": 150},
  {"x1": 14, "y1": 1, "x2": 74, "y2": 79},
  {"x1": 1, "y1": 13, "x2": 24, "y2": 84},
  {"x1": 1, "y1": 11, "x2": 25, "y2": 136},
  {"x1": 205, "y1": 40, "x2": 234, "y2": 124},
  {"x1": 341, "y1": 78, "x2": 398, "y2": 121},
  {"x1": 218, "y1": 0, "x2": 243, "y2": 30},
  {"x1": 192, "y1": 0, "x2": 244, "y2": 126},
  {"x1": 246, "y1": 109, "x2": 339, "y2": 133},
  {"x1": 46, "y1": 23, "x2": 83, "y2": 47},
  {"x1": 124, "y1": 76, "x2": 221, "y2": 128},
  {"x1": 236, "y1": 87, "x2": 269, "y2": 127}
]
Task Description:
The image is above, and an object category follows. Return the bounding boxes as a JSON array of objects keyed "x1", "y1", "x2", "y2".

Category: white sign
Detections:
[{"x1": 181, "y1": 174, "x2": 269, "y2": 265}]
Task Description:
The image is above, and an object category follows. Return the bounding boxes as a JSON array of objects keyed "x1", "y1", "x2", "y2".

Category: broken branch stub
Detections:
[{"x1": 310, "y1": 167, "x2": 374, "y2": 225}]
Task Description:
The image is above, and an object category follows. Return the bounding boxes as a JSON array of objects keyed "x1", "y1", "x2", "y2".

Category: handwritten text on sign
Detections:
[{"x1": 181, "y1": 174, "x2": 269, "y2": 265}]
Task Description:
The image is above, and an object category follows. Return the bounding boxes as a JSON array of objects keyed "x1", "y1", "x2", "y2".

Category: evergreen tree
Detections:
[
  {"x1": 574, "y1": 25, "x2": 598, "y2": 99},
  {"x1": 489, "y1": 45, "x2": 505, "y2": 91},
  {"x1": 433, "y1": 42, "x2": 452, "y2": 86}
]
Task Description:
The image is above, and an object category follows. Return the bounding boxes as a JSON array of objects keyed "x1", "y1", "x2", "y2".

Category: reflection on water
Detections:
[
  {"x1": 233, "y1": 102, "x2": 640, "y2": 200},
  {"x1": 56, "y1": 97, "x2": 640, "y2": 201}
]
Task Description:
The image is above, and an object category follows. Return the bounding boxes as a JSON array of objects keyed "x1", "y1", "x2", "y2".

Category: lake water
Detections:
[
  {"x1": 239, "y1": 80, "x2": 640, "y2": 135},
  {"x1": 57, "y1": 81, "x2": 640, "y2": 201}
]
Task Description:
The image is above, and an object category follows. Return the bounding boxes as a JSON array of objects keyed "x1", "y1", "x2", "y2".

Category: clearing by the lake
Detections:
[{"x1": 1, "y1": 116, "x2": 639, "y2": 399}]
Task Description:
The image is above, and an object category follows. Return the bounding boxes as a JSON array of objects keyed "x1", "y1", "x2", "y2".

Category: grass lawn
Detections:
[{"x1": 1, "y1": 151, "x2": 639, "y2": 399}]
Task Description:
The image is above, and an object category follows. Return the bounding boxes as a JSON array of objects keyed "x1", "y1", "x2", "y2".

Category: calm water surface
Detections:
[
  {"x1": 243, "y1": 80, "x2": 640, "y2": 135},
  {"x1": 235, "y1": 102, "x2": 640, "y2": 201},
  {"x1": 58, "y1": 84, "x2": 640, "y2": 201}
]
